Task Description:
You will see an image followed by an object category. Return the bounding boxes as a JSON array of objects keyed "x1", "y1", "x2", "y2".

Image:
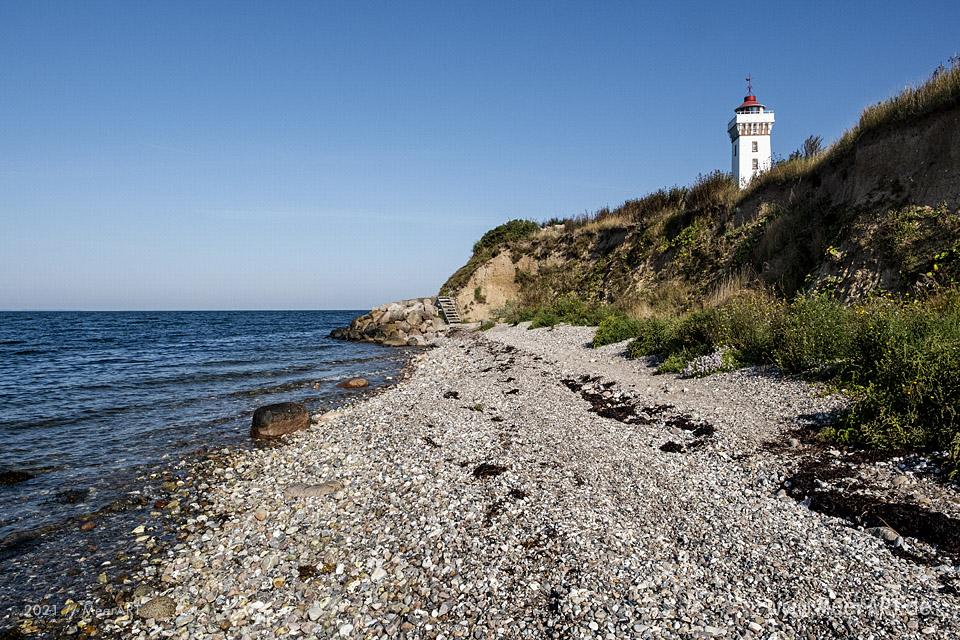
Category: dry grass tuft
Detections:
[{"x1": 705, "y1": 269, "x2": 759, "y2": 308}]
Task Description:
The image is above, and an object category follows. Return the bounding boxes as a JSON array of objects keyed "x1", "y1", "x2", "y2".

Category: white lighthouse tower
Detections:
[{"x1": 728, "y1": 76, "x2": 775, "y2": 188}]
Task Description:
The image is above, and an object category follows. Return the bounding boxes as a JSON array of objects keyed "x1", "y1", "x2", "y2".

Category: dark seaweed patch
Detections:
[
  {"x1": 442, "y1": 390, "x2": 460, "y2": 399},
  {"x1": 660, "y1": 441, "x2": 685, "y2": 453},
  {"x1": 562, "y1": 379, "x2": 716, "y2": 444},
  {"x1": 472, "y1": 463, "x2": 508, "y2": 479},
  {"x1": 666, "y1": 415, "x2": 698, "y2": 431},
  {"x1": 692, "y1": 424, "x2": 716, "y2": 437},
  {"x1": 561, "y1": 378, "x2": 644, "y2": 424},
  {"x1": 786, "y1": 459, "x2": 960, "y2": 563}
]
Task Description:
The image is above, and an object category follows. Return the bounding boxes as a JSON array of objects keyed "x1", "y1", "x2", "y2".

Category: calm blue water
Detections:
[{"x1": 0, "y1": 311, "x2": 406, "y2": 547}]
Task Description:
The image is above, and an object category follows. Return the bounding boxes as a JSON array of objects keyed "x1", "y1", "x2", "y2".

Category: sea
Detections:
[{"x1": 0, "y1": 311, "x2": 409, "y2": 616}]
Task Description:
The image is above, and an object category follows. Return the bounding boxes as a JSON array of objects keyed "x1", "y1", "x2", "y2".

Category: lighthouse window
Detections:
[
  {"x1": 751, "y1": 141, "x2": 758, "y2": 152},
  {"x1": 752, "y1": 158, "x2": 759, "y2": 170},
  {"x1": 733, "y1": 146, "x2": 737, "y2": 156}
]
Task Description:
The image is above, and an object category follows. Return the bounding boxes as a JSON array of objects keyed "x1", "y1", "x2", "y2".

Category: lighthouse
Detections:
[{"x1": 728, "y1": 76, "x2": 775, "y2": 188}]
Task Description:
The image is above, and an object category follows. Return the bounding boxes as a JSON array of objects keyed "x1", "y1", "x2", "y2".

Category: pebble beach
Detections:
[{"x1": 27, "y1": 324, "x2": 960, "y2": 639}]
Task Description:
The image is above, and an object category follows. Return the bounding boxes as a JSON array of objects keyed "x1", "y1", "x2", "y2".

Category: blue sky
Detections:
[{"x1": 1, "y1": 1, "x2": 957, "y2": 310}]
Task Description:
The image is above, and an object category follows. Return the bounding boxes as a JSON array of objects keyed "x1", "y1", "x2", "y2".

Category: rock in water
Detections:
[
  {"x1": 250, "y1": 402, "x2": 310, "y2": 439},
  {"x1": 138, "y1": 595, "x2": 176, "y2": 620},
  {"x1": 337, "y1": 377, "x2": 369, "y2": 389},
  {"x1": 0, "y1": 470, "x2": 34, "y2": 485}
]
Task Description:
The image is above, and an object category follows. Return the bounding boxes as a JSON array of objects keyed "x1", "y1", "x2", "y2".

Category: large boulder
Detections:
[
  {"x1": 337, "y1": 377, "x2": 369, "y2": 389},
  {"x1": 138, "y1": 595, "x2": 177, "y2": 620},
  {"x1": 251, "y1": 402, "x2": 310, "y2": 439},
  {"x1": 406, "y1": 310, "x2": 424, "y2": 326}
]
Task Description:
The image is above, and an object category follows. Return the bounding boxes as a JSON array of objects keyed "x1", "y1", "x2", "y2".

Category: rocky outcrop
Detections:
[
  {"x1": 250, "y1": 402, "x2": 310, "y2": 439},
  {"x1": 330, "y1": 297, "x2": 449, "y2": 346}
]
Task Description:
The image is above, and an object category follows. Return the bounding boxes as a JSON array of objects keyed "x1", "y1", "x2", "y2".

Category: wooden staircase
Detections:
[{"x1": 436, "y1": 296, "x2": 462, "y2": 325}]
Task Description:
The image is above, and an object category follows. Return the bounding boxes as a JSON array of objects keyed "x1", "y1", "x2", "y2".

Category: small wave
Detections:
[
  {"x1": 10, "y1": 349, "x2": 46, "y2": 356},
  {"x1": 227, "y1": 377, "x2": 325, "y2": 398},
  {"x1": 129, "y1": 363, "x2": 323, "y2": 389},
  {"x1": 0, "y1": 311, "x2": 409, "y2": 577}
]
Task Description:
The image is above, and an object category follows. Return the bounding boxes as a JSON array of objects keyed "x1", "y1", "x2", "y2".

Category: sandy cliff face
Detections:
[
  {"x1": 451, "y1": 252, "x2": 519, "y2": 322},
  {"x1": 452, "y1": 252, "x2": 546, "y2": 322},
  {"x1": 443, "y1": 105, "x2": 960, "y2": 319}
]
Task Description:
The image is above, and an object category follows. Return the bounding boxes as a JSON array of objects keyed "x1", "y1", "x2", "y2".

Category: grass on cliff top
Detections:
[
  {"x1": 742, "y1": 59, "x2": 960, "y2": 196},
  {"x1": 542, "y1": 170, "x2": 736, "y2": 233},
  {"x1": 447, "y1": 60, "x2": 960, "y2": 304},
  {"x1": 532, "y1": 59, "x2": 960, "y2": 230}
]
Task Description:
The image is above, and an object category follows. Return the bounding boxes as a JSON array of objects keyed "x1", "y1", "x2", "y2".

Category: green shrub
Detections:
[
  {"x1": 671, "y1": 308, "x2": 724, "y2": 353},
  {"x1": 472, "y1": 219, "x2": 540, "y2": 254},
  {"x1": 625, "y1": 317, "x2": 679, "y2": 358},
  {"x1": 517, "y1": 294, "x2": 622, "y2": 330},
  {"x1": 622, "y1": 287, "x2": 960, "y2": 470},
  {"x1": 771, "y1": 293, "x2": 855, "y2": 373},
  {"x1": 831, "y1": 292, "x2": 960, "y2": 459},
  {"x1": 592, "y1": 314, "x2": 644, "y2": 347},
  {"x1": 528, "y1": 310, "x2": 561, "y2": 329},
  {"x1": 627, "y1": 292, "x2": 852, "y2": 375},
  {"x1": 478, "y1": 319, "x2": 496, "y2": 331},
  {"x1": 494, "y1": 300, "x2": 528, "y2": 325},
  {"x1": 722, "y1": 294, "x2": 776, "y2": 357},
  {"x1": 656, "y1": 351, "x2": 691, "y2": 374}
]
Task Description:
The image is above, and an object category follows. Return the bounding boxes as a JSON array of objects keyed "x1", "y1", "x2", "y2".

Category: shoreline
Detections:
[
  {"x1": 7, "y1": 324, "x2": 959, "y2": 638},
  {"x1": 0, "y1": 351, "x2": 416, "y2": 639}
]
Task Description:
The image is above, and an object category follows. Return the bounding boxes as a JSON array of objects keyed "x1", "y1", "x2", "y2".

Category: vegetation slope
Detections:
[{"x1": 441, "y1": 61, "x2": 960, "y2": 470}]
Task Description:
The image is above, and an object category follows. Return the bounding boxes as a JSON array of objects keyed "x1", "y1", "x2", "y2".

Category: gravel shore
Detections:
[{"x1": 53, "y1": 324, "x2": 960, "y2": 638}]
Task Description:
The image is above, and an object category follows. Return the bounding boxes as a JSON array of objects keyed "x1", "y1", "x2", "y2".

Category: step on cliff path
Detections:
[{"x1": 76, "y1": 325, "x2": 959, "y2": 638}]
